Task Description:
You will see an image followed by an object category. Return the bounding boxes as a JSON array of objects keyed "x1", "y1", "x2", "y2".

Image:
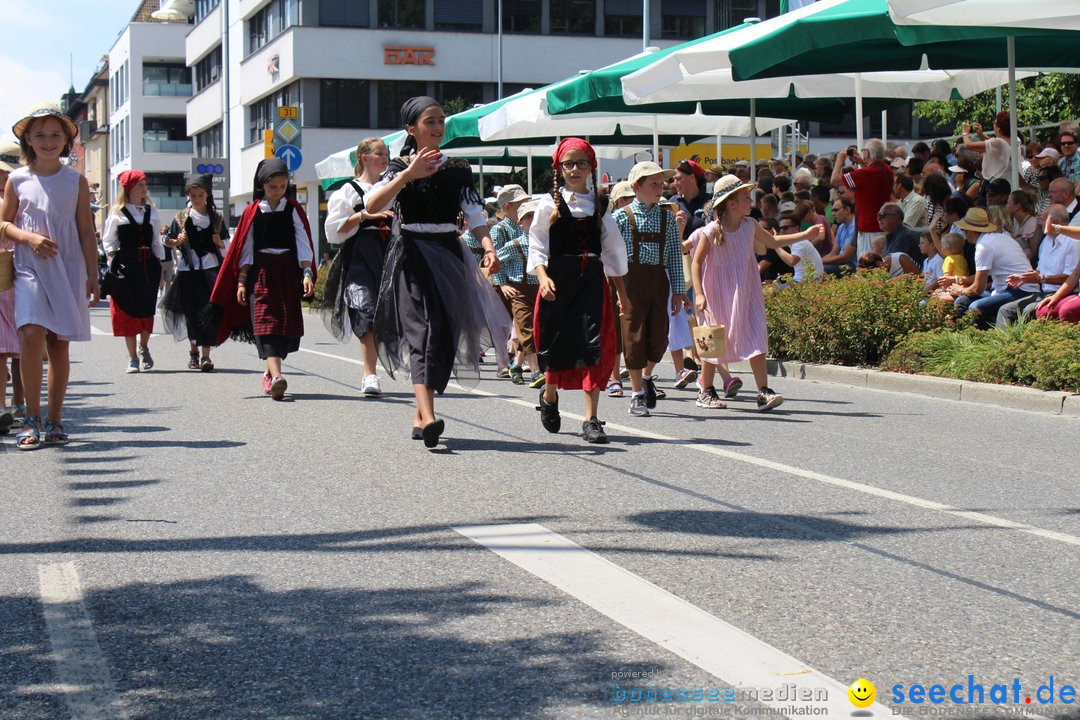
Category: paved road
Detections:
[{"x1": 2, "y1": 304, "x2": 1077, "y2": 720}]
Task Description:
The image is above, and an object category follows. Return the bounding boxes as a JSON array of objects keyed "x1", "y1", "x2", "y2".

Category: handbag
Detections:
[
  {"x1": 0, "y1": 222, "x2": 13, "y2": 292},
  {"x1": 692, "y1": 312, "x2": 726, "y2": 359}
]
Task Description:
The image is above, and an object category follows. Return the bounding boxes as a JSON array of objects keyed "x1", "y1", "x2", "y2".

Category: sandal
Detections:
[
  {"x1": 16, "y1": 416, "x2": 41, "y2": 451},
  {"x1": 606, "y1": 382, "x2": 624, "y2": 398},
  {"x1": 42, "y1": 419, "x2": 69, "y2": 446},
  {"x1": 187, "y1": 351, "x2": 200, "y2": 370},
  {"x1": 200, "y1": 356, "x2": 214, "y2": 372}
]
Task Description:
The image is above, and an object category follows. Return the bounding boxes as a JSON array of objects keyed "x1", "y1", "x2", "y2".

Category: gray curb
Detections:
[{"x1": 730, "y1": 359, "x2": 1076, "y2": 416}]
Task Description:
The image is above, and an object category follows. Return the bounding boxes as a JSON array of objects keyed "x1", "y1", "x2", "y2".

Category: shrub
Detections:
[{"x1": 764, "y1": 271, "x2": 953, "y2": 366}]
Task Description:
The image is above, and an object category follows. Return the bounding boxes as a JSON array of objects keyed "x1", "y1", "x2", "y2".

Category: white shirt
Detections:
[
  {"x1": 102, "y1": 204, "x2": 165, "y2": 260},
  {"x1": 371, "y1": 157, "x2": 486, "y2": 233},
  {"x1": 922, "y1": 253, "x2": 944, "y2": 290},
  {"x1": 527, "y1": 189, "x2": 628, "y2": 278},
  {"x1": 171, "y1": 208, "x2": 223, "y2": 272},
  {"x1": 898, "y1": 192, "x2": 927, "y2": 230},
  {"x1": 325, "y1": 180, "x2": 372, "y2": 246},
  {"x1": 981, "y1": 137, "x2": 1012, "y2": 182},
  {"x1": 789, "y1": 239, "x2": 824, "y2": 282},
  {"x1": 236, "y1": 197, "x2": 313, "y2": 267},
  {"x1": 1036, "y1": 234, "x2": 1080, "y2": 292},
  {"x1": 974, "y1": 232, "x2": 1039, "y2": 294}
]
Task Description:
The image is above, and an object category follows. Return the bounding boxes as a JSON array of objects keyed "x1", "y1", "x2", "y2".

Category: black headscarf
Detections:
[
  {"x1": 400, "y1": 96, "x2": 441, "y2": 156},
  {"x1": 184, "y1": 172, "x2": 213, "y2": 193},
  {"x1": 253, "y1": 157, "x2": 288, "y2": 200}
]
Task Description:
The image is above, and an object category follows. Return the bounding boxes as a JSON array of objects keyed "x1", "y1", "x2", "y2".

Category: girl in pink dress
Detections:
[{"x1": 689, "y1": 175, "x2": 821, "y2": 411}]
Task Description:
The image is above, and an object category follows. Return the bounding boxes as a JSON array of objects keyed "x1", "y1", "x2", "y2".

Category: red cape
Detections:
[{"x1": 209, "y1": 196, "x2": 316, "y2": 346}]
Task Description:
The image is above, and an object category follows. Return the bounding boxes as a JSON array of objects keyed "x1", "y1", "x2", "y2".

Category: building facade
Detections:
[
  {"x1": 63, "y1": 62, "x2": 112, "y2": 232},
  {"x1": 109, "y1": 18, "x2": 195, "y2": 218},
  {"x1": 185, "y1": 0, "x2": 781, "y2": 244}
]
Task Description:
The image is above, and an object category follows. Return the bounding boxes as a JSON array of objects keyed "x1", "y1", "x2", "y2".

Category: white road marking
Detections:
[
  {"x1": 37, "y1": 562, "x2": 130, "y2": 720},
  {"x1": 455, "y1": 522, "x2": 888, "y2": 717},
  {"x1": 296, "y1": 346, "x2": 1080, "y2": 548}
]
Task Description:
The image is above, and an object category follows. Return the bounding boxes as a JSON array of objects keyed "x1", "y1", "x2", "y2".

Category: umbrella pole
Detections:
[
  {"x1": 1008, "y1": 36, "x2": 1020, "y2": 191},
  {"x1": 716, "y1": 134, "x2": 722, "y2": 168},
  {"x1": 653, "y1": 116, "x2": 659, "y2": 164},
  {"x1": 855, "y1": 73, "x2": 864, "y2": 151},
  {"x1": 479, "y1": 158, "x2": 484, "y2": 198},
  {"x1": 882, "y1": 110, "x2": 887, "y2": 144},
  {"x1": 750, "y1": 99, "x2": 757, "y2": 183},
  {"x1": 790, "y1": 124, "x2": 796, "y2": 170},
  {"x1": 527, "y1": 156, "x2": 533, "y2": 194}
]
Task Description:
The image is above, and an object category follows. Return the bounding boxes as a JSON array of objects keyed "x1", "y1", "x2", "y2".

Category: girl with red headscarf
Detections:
[
  {"x1": 528, "y1": 138, "x2": 629, "y2": 444},
  {"x1": 101, "y1": 169, "x2": 164, "y2": 374}
]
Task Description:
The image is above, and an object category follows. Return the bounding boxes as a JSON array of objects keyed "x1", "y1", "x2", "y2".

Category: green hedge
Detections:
[
  {"x1": 882, "y1": 320, "x2": 1080, "y2": 392},
  {"x1": 763, "y1": 271, "x2": 954, "y2": 366}
]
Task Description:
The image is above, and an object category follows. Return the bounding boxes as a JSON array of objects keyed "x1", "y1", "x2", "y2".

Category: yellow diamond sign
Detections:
[{"x1": 276, "y1": 118, "x2": 300, "y2": 144}]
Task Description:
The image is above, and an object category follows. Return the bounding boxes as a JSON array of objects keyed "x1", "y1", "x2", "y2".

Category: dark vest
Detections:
[
  {"x1": 384, "y1": 158, "x2": 479, "y2": 226},
  {"x1": 252, "y1": 205, "x2": 295, "y2": 252},
  {"x1": 549, "y1": 193, "x2": 607, "y2": 258},
  {"x1": 117, "y1": 206, "x2": 153, "y2": 252}
]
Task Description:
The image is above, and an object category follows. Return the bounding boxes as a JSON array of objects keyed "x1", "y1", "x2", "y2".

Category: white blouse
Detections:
[
  {"x1": 173, "y1": 208, "x2": 223, "y2": 272},
  {"x1": 324, "y1": 180, "x2": 372, "y2": 246},
  {"x1": 102, "y1": 204, "x2": 165, "y2": 260},
  {"x1": 527, "y1": 188, "x2": 628, "y2": 277},
  {"x1": 235, "y1": 198, "x2": 313, "y2": 267}
]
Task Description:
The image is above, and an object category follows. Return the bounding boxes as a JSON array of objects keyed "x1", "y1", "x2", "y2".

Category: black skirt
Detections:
[
  {"x1": 321, "y1": 229, "x2": 384, "y2": 341},
  {"x1": 161, "y1": 266, "x2": 220, "y2": 345}
]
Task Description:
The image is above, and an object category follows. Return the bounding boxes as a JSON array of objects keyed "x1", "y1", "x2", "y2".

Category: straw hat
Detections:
[
  {"x1": 0, "y1": 140, "x2": 20, "y2": 173},
  {"x1": 953, "y1": 207, "x2": 999, "y2": 233},
  {"x1": 704, "y1": 175, "x2": 752, "y2": 215},
  {"x1": 12, "y1": 102, "x2": 78, "y2": 141}
]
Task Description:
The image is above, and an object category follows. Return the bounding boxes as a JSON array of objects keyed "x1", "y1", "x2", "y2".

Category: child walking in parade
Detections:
[
  {"x1": 490, "y1": 184, "x2": 544, "y2": 389},
  {"x1": 529, "y1": 138, "x2": 629, "y2": 444},
  {"x1": 0, "y1": 103, "x2": 99, "y2": 449},
  {"x1": 208, "y1": 158, "x2": 315, "y2": 401},
  {"x1": 101, "y1": 169, "x2": 163, "y2": 373},
  {"x1": 613, "y1": 162, "x2": 688, "y2": 417},
  {"x1": 161, "y1": 173, "x2": 227, "y2": 371},
  {"x1": 364, "y1": 97, "x2": 511, "y2": 448},
  {"x1": 690, "y1": 175, "x2": 821, "y2": 411},
  {"x1": 605, "y1": 180, "x2": 635, "y2": 399},
  {"x1": 323, "y1": 137, "x2": 393, "y2": 396}
]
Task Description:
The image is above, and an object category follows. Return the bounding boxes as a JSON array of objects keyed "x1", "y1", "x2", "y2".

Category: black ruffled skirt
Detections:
[
  {"x1": 321, "y1": 229, "x2": 384, "y2": 342},
  {"x1": 161, "y1": 266, "x2": 220, "y2": 346}
]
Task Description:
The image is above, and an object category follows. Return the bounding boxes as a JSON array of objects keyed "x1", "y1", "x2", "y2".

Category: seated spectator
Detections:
[
  {"x1": 813, "y1": 156, "x2": 832, "y2": 181},
  {"x1": 776, "y1": 212, "x2": 826, "y2": 283},
  {"x1": 894, "y1": 173, "x2": 927, "y2": 230},
  {"x1": 822, "y1": 196, "x2": 857, "y2": 276},
  {"x1": 792, "y1": 167, "x2": 815, "y2": 192},
  {"x1": 760, "y1": 193, "x2": 779, "y2": 220},
  {"x1": 931, "y1": 232, "x2": 971, "y2": 305},
  {"x1": 757, "y1": 217, "x2": 795, "y2": 283},
  {"x1": 878, "y1": 202, "x2": 924, "y2": 264},
  {"x1": 1047, "y1": 176, "x2": 1080, "y2": 224},
  {"x1": 933, "y1": 138, "x2": 958, "y2": 168},
  {"x1": 857, "y1": 250, "x2": 918, "y2": 279},
  {"x1": 1034, "y1": 163, "x2": 1063, "y2": 213},
  {"x1": 951, "y1": 159, "x2": 981, "y2": 204},
  {"x1": 997, "y1": 204, "x2": 1079, "y2": 326},
  {"x1": 947, "y1": 208, "x2": 1039, "y2": 328},
  {"x1": 985, "y1": 178, "x2": 1015, "y2": 237},
  {"x1": 1006, "y1": 189, "x2": 1039, "y2": 262},
  {"x1": 907, "y1": 157, "x2": 926, "y2": 188},
  {"x1": 1034, "y1": 249, "x2": 1080, "y2": 324},
  {"x1": 733, "y1": 161, "x2": 752, "y2": 184},
  {"x1": 912, "y1": 142, "x2": 931, "y2": 165},
  {"x1": 774, "y1": 175, "x2": 792, "y2": 194},
  {"x1": 920, "y1": 234, "x2": 944, "y2": 291},
  {"x1": 1057, "y1": 129, "x2": 1080, "y2": 184},
  {"x1": 810, "y1": 184, "x2": 832, "y2": 223},
  {"x1": 921, "y1": 173, "x2": 952, "y2": 235},
  {"x1": 793, "y1": 199, "x2": 833, "y2": 255}
]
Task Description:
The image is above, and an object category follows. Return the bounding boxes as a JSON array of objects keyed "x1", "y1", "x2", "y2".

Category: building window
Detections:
[
  {"x1": 378, "y1": 0, "x2": 425, "y2": 29},
  {"x1": 248, "y1": 0, "x2": 301, "y2": 55},
  {"x1": 434, "y1": 0, "x2": 481, "y2": 30},
  {"x1": 146, "y1": 172, "x2": 187, "y2": 211},
  {"x1": 111, "y1": 61, "x2": 130, "y2": 111},
  {"x1": 320, "y1": 79, "x2": 370, "y2": 128},
  {"x1": 110, "y1": 117, "x2": 130, "y2": 164},
  {"x1": 716, "y1": 0, "x2": 759, "y2": 30},
  {"x1": 662, "y1": 0, "x2": 705, "y2": 38},
  {"x1": 605, "y1": 0, "x2": 642, "y2": 37},
  {"x1": 195, "y1": 123, "x2": 224, "y2": 157},
  {"x1": 377, "y1": 80, "x2": 426, "y2": 129},
  {"x1": 143, "y1": 62, "x2": 192, "y2": 97},
  {"x1": 434, "y1": 82, "x2": 484, "y2": 114},
  {"x1": 144, "y1": 117, "x2": 194, "y2": 153},
  {"x1": 319, "y1": 0, "x2": 370, "y2": 26},
  {"x1": 195, "y1": 0, "x2": 220, "y2": 23},
  {"x1": 551, "y1": 0, "x2": 595, "y2": 34},
  {"x1": 501, "y1": 0, "x2": 540, "y2": 32},
  {"x1": 247, "y1": 82, "x2": 299, "y2": 144},
  {"x1": 194, "y1": 47, "x2": 222, "y2": 92}
]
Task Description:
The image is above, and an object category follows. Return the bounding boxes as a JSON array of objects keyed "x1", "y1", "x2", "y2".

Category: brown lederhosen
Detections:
[
  {"x1": 506, "y1": 238, "x2": 539, "y2": 355},
  {"x1": 621, "y1": 210, "x2": 671, "y2": 370}
]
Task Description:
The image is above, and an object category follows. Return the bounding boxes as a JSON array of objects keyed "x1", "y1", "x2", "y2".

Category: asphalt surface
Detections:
[{"x1": 1, "y1": 303, "x2": 1077, "y2": 720}]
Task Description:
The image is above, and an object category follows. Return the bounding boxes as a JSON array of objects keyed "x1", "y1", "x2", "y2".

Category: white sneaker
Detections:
[{"x1": 362, "y1": 374, "x2": 381, "y2": 396}]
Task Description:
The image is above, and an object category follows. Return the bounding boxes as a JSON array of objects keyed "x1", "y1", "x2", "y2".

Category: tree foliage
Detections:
[{"x1": 913, "y1": 73, "x2": 1080, "y2": 138}]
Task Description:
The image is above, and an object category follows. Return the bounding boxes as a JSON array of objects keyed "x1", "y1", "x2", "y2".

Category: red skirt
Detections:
[
  {"x1": 251, "y1": 252, "x2": 304, "y2": 339},
  {"x1": 111, "y1": 302, "x2": 154, "y2": 337},
  {"x1": 534, "y1": 271, "x2": 616, "y2": 393}
]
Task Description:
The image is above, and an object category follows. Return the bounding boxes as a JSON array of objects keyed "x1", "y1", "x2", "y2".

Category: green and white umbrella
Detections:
[{"x1": 889, "y1": 0, "x2": 1080, "y2": 31}]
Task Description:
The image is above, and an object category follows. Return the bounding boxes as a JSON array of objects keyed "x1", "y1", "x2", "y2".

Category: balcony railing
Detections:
[
  {"x1": 143, "y1": 139, "x2": 194, "y2": 153},
  {"x1": 143, "y1": 82, "x2": 193, "y2": 97}
]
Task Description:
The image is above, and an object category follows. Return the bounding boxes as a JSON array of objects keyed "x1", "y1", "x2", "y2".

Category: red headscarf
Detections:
[
  {"x1": 552, "y1": 137, "x2": 597, "y2": 171},
  {"x1": 683, "y1": 159, "x2": 706, "y2": 180},
  {"x1": 118, "y1": 170, "x2": 147, "y2": 193}
]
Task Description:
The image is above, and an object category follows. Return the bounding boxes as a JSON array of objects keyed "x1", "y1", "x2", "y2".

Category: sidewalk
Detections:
[{"x1": 727, "y1": 359, "x2": 1080, "y2": 417}]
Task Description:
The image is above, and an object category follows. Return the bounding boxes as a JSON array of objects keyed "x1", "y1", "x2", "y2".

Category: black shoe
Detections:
[
  {"x1": 411, "y1": 427, "x2": 423, "y2": 440},
  {"x1": 643, "y1": 377, "x2": 658, "y2": 409},
  {"x1": 756, "y1": 387, "x2": 785, "y2": 412},
  {"x1": 581, "y1": 417, "x2": 608, "y2": 444},
  {"x1": 537, "y1": 389, "x2": 561, "y2": 433},
  {"x1": 683, "y1": 357, "x2": 700, "y2": 372},
  {"x1": 422, "y1": 419, "x2": 445, "y2": 448}
]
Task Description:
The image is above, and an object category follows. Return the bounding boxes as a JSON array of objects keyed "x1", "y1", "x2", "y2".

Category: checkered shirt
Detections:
[
  {"x1": 491, "y1": 218, "x2": 537, "y2": 285},
  {"x1": 613, "y1": 200, "x2": 685, "y2": 293}
]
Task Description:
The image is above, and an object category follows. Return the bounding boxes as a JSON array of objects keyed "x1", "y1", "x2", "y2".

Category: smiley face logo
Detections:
[{"x1": 848, "y1": 678, "x2": 876, "y2": 708}]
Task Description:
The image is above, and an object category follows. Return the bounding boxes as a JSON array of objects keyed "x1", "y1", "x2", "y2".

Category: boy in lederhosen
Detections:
[
  {"x1": 491, "y1": 185, "x2": 543, "y2": 388},
  {"x1": 612, "y1": 162, "x2": 687, "y2": 417}
]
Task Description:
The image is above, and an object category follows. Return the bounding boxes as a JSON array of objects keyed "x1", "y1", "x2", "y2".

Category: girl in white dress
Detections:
[{"x1": 0, "y1": 103, "x2": 99, "y2": 449}]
